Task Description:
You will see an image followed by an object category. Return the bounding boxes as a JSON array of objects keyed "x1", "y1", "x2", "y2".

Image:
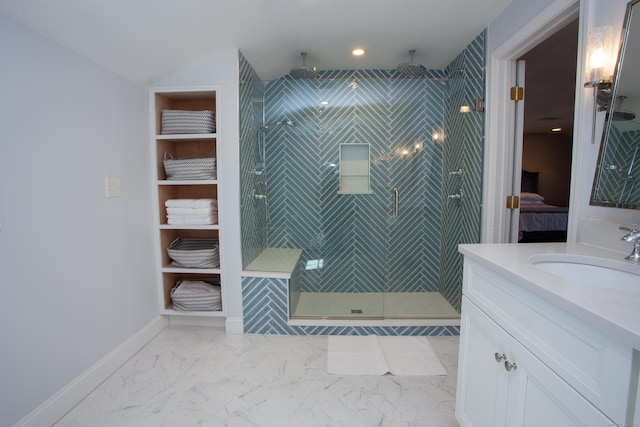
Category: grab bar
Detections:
[{"x1": 393, "y1": 188, "x2": 399, "y2": 218}]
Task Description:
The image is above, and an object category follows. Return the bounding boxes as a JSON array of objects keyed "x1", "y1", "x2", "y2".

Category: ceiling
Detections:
[{"x1": 0, "y1": 0, "x2": 512, "y2": 85}]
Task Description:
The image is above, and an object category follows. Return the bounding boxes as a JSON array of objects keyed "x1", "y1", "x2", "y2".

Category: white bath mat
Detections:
[{"x1": 327, "y1": 335, "x2": 447, "y2": 376}]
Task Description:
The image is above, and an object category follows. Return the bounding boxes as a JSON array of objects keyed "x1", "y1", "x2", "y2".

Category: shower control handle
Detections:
[
  {"x1": 448, "y1": 188, "x2": 464, "y2": 200},
  {"x1": 393, "y1": 188, "x2": 399, "y2": 218},
  {"x1": 252, "y1": 188, "x2": 267, "y2": 200}
]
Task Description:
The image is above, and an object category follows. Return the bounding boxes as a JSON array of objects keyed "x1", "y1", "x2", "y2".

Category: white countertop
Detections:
[{"x1": 459, "y1": 242, "x2": 640, "y2": 350}]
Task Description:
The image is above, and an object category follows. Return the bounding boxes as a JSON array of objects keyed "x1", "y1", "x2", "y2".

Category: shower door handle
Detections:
[{"x1": 393, "y1": 188, "x2": 399, "y2": 218}]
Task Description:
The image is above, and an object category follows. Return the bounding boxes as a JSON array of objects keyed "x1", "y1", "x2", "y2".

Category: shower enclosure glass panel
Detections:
[
  {"x1": 240, "y1": 31, "x2": 485, "y2": 320},
  {"x1": 263, "y1": 73, "x2": 452, "y2": 319}
]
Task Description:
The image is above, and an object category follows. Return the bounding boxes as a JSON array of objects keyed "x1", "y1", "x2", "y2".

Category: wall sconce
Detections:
[
  {"x1": 459, "y1": 105, "x2": 471, "y2": 113},
  {"x1": 584, "y1": 26, "x2": 615, "y2": 144}
]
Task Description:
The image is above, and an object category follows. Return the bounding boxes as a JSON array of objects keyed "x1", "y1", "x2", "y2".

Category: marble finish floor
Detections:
[{"x1": 55, "y1": 327, "x2": 459, "y2": 427}]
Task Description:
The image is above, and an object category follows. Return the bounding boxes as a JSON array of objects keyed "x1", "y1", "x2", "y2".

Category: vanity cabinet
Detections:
[
  {"x1": 458, "y1": 297, "x2": 614, "y2": 426},
  {"x1": 456, "y1": 258, "x2": 635, "y2": 427}
]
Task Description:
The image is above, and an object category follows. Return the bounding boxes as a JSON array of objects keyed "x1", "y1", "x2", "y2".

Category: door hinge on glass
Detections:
[
  {"x1": 506, "y1": 195, "x2": 520, "y2": 209},
  {"x1": 510, "y1": 86, "x2": 524, "y2": 101}
]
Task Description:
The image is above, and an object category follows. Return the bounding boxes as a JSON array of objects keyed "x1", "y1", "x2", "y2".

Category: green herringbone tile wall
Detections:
[{"x1": 239, "y1": 31, "x2": 485, "y2": 314}]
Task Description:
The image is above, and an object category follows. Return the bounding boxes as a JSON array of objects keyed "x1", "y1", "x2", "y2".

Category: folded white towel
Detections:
[
  {"x1": 165, "y1": 198, "x2": 216, "y2": 208},
  {"x1": 166, "y1": 207, "x2": 217, "y2": 216},
  {"x1": 167, "y1": 216, "x2": 216, "y2": 225}
]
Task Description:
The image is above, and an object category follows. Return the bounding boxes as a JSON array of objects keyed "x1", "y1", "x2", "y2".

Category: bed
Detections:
[{"x1": 519, "y1": 170, "x2": 568, "y2": 243}]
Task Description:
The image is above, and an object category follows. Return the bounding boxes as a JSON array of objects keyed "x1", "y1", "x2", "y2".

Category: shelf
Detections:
[
  {"x1": 160, "y1": 224, "x2": 219, "y2": 230},
  {"x1": 160, "y1": 308, "x2": 225, "y2": 317},
  {"x1": 156, "y1": 133, "x2": 217, "y2": 140},
  {"x1": 162, "y1": 266, "x2": 221, "y2": 274},
  {"x1": 158, "y1": 180, "x2": 218, "y2": 185}
]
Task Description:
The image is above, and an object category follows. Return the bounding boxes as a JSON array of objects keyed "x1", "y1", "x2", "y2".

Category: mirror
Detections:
[{"x1": 591, "y1": 0, "x2": 640, "y2": 209}]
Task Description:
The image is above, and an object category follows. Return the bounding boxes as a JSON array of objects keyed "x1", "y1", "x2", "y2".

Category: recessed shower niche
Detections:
[{"x1": 339, "y1": 143, "x2": 371, "y2": 194}]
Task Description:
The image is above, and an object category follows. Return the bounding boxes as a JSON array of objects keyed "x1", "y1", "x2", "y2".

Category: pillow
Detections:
[{"x1": 520, "y1": 192, "x2": 544, "y2": 202}]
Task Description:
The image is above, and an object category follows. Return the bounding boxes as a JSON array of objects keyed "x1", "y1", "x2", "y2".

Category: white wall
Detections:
[
  {"x1": 155, "y1": 49, "x2": 244, "y2": 333},
  {"x1": 0, "y1": 14, "x2": 158, "y2": 426},
  {"x1": 488, "y1": 0, "x2": 561, "y2": 53}
]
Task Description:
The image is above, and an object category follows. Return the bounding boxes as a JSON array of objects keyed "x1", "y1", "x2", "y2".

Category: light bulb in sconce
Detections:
[
  {"x1": 585, "y1": 25, "x2": 615, "y2": 145},
  {"x1": 585, "y1": 26, "x2": 614, "y2": 85},
  {"x1": 414, "y1": 141, "x2": 423, "y2": 152},
  {"x1": 459, "y1": 105, "x2": 471, "y2": 113}
]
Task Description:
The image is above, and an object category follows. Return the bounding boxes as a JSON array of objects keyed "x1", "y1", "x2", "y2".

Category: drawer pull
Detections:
[
  {"x1": 504, "y1": 360, "x2": 518, "y2": 372},
  {"x1": 494, "y1": 352, "x2": 507, "y2": 363}
]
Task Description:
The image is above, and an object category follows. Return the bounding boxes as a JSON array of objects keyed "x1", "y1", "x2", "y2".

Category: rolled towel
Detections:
[
  {"x1": 166, "y1": 206, "x2": 216, "y2": 216},
  {"x1": 165, "y1": 198, "x2": 216, "y2": 208}
]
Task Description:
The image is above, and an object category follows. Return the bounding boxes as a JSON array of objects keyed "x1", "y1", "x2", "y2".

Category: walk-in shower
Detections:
[{"x1": 239, "y1": 32, "x2": 485, "y2": 322}]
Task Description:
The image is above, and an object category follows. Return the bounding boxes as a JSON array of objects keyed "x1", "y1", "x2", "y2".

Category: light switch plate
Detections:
[{"x1": 105, "y1": 176, "x2": 121, "y2": 198}]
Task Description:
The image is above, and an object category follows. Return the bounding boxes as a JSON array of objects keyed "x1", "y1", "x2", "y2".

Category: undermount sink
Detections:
[{"x1": 528, "y1": 253, "x2": 640, "y2": 291}]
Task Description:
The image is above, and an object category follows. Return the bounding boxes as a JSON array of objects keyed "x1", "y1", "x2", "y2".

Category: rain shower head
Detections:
[
  {"x1": 612, "y1": 96, "x2": 636, "y2": 121},
  {"x1": 613, "y1": 110, "x2": 636, "y2": 121},
  {"x1": 397, "y1": 50, "x2": 428, "y2": 78},
  {"x1": 290, "y1": 52, "x2": 318, "y2": 79}
]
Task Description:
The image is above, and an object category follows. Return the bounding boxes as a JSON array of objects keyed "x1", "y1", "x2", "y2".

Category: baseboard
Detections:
[
  {"x1": 14, "y1": 316, "x2": 167, "y2": 427},
  {"x1": 226, "y1": 317, "x2": 244, "y2": 334},
  {"x1": 168, "y1": 315, "x2": 226, "y2": 328}
]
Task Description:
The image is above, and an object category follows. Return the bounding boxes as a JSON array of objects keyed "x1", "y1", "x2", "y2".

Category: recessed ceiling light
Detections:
[
  {"x1": 551, "y1": 127, "x2": 562, "y2": 132},
  {"x1": 352, "y1": 48, "x2": 365, "y2": 56}
]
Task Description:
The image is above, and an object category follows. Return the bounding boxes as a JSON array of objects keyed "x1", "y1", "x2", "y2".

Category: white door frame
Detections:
[
  {"x1": 482, "y1": 0, "x2": 581, "y2": 243},
  {"x1": 509, "y1": 60, "x2": 527, "y2": 243}
]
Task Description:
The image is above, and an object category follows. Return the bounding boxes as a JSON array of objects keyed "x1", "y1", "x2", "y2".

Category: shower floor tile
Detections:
[
  {"x1": 292, "y1": 292, "x2": 460, "y2": 319},
  {"x1": 293, "y1": 292, "x2": 384, "y2": 318}
]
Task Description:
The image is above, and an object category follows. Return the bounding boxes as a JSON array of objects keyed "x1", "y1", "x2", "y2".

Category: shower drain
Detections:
[{"x1": 350, "y1": 309, "x2": 363, "y2": 314}]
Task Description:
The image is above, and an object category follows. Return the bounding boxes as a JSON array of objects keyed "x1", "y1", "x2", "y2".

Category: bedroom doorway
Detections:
[{"x1": 514, "y1": 18, "x2": 578, "y2": 243}]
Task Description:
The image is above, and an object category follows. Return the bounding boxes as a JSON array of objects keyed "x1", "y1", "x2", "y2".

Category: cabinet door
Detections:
[
  {"x1": 506, "y1": 340, "x2": 614, "y2": 427},
  {"x1": 456, "y1": 297, "x2": 511, "y2": 427}
]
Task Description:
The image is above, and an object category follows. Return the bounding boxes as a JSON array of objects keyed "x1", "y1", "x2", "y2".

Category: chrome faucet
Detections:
[{"x1": 620, "y1": 226, "x2": 640, "y2": 263}]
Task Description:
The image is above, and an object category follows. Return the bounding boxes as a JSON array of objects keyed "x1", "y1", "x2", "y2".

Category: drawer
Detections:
[{"x1": 463, "y1": 259, "x2": 634, "y2": 424}]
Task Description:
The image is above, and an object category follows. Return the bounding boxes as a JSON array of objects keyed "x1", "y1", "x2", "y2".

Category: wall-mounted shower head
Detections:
[
  {"x1": 290, "y1": 52, "x2": 318, "y2": 79},
  {"x1": 397, "y1": 50, "x2": 428, "y2": 78},
  {"x1": 445, "y1": 68, "x2": 465, "y2": 79}
]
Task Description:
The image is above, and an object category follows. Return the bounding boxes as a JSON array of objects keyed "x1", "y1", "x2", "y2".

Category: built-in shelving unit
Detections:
[{"x1": 151, "y1": 86, "x2": 225, "y2": 317}]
